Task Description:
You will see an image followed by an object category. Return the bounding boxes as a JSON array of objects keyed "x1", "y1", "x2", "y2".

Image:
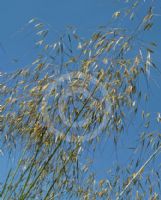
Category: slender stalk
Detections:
[
  {"x1": 3, "y1": 144, "x2": 29, "y2": 200},
  {"x1": 116, "y1": 145, "x2": 161, "y2": 200},
  {"x1": 21, "y1": 74, "x2": 104, "y2": 199},
  {"x1": 0, "y1": 169, "x2": 12, "y2": 197},
  {"x1": 19, "y1": 129, "x2": 46, "y2": 199}
]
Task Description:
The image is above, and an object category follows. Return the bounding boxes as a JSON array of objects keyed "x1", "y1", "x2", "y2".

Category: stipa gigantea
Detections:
[{"x1": 0, "y1": 0, "x2": 161, "y2": 199}]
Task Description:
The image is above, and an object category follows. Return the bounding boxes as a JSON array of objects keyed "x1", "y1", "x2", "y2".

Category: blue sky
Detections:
[
  {"x1": 0, "y1": 0, "x2": 121, "y2": 73},
  {"x1": 0, "y1": 0, "x2": 161, "y2": 198}
]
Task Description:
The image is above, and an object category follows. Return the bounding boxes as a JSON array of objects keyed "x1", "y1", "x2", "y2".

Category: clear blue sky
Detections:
[
  {"x1": 0, "y1": 0, "x2": 121, "y2": 73},
  {"x1": 0, "y1": 0, "x2": 161, "y2": 197}
]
